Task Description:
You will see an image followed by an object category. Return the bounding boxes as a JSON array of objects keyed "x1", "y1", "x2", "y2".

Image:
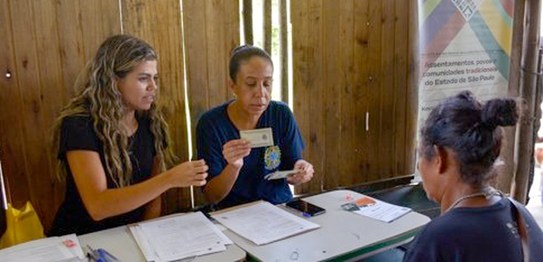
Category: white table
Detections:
[
  {"x1": 78, "y1": 223, "x2": 246, "y2": 261},
  {"x1": 219, "y1": 189, "x2": 430, "y2": 261}
]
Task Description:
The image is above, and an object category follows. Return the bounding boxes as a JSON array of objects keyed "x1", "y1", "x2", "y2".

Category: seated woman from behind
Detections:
[{"x1": 404, "y1": 91, "x2": 543, "y2": 261}]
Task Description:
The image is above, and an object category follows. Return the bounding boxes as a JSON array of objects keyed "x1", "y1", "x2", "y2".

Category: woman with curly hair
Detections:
[{"x1": 48, "y1": 35, "x2": 208, "y2": 236}]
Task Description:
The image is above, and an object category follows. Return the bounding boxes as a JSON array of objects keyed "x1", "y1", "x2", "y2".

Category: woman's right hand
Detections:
[
  {"x1": 168, "y1": 159, "x2": 209, "y2": 187},
  {"x1": 222, "y1": 139, "x2": 251, "y2": 169}
]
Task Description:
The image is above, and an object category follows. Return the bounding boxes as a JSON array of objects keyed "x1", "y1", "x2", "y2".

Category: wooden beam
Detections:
[
  {"x1": 263, "y1": 0, "x2": 272, "y2": 54},
  {"x1": 280, "y1": 0, "x2": 288, "y2": 103},
  {"x1": 243, "y1": 0, "x2": 253, "y2": 44},
  {"x1": 513, "y1": 0, "x2": 541, "y2": 203}
]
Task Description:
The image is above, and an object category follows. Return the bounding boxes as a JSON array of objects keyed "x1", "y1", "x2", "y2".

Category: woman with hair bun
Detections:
[{"x1": 404, "y1": 91, "x2": 543, "y2": 261}]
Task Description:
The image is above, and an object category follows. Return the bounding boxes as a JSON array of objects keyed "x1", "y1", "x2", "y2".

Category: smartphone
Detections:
[{"x1": 286, "y1": 199, "x2": 326, "y2": 217}]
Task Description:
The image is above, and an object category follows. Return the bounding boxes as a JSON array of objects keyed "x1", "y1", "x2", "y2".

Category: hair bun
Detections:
[{"x1": 481, "y1": 98, "x2": 518, "y2": 129}]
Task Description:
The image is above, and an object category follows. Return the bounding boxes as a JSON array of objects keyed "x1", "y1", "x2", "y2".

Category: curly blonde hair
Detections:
[{"x1": 53, "y1": 34, "x2": 175, "y2": 187}]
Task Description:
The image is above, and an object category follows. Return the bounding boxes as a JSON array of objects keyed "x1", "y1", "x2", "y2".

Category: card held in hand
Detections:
[
  {"x1": 264, "y1": 169, "x2": 299, "y2": 180},
  {"x1": 240, "y1": 128, "x2": 274, "y2": 148}
]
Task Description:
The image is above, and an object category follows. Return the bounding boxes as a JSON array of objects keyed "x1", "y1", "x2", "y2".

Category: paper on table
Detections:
[
  {"x1": 0, "y1": 234, "x2": 84, "y2": 262},
  {"x1": 130, "y1": 212, "x2": 232, "y2": 262},
  {"x1": 211, "y1": 201, "x2": 320, "y2": 245},
  {"x1": 350, "y1": 196, "x2": 412, "y2": 223}
]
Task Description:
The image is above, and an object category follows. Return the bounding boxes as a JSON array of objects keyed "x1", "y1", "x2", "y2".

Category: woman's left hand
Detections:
[{"x1": 287, "y1": 159, "x2": 314, "y2": 185}]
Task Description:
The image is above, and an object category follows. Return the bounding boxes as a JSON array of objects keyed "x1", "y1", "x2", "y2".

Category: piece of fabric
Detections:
[
  {"x1": 0, "y1": 202, "x2": 45, "y2": 248},
  {"x1": 48, "y1": 115, "x2": 156, "y2": 236},
  {"x1": 404, "y1": 198, "x2": 543, "y2": 262},
  {"x1": 196, "y1": 101, "x2": 304, "y2": 209}
]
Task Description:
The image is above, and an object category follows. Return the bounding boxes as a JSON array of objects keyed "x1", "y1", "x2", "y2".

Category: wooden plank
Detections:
[
  {"x1": 406, "y1": 0, "x2": 418, "y2": 175},
  {"x1": 365, "y1": 0, "x2": 382, "y2": 182},
  {"x1": 9, "y1": 0, "x2": 54, "y2": 226},
  {"x1": 394, "y1": 0, "x2": 409, "y2": 176},
  {"x1": 205, "y1": 0, "x2": 229, "y2": 107},
  {"x1": 55, "y1": 0, "x2": 86, "y2": 99},
  {"x1": 243, "y1": 0, "x2": 253, "y2": 44},
  {"x1": 100, "y1": 0, "x2": 122, "y2": 38},
  {"x1": 80, "y1": 0, "x2": 122, "y2": 61},
  {"x1": 352, "y1": 0, "x2": 370, "y2": 185},
  {"x1": 183, "y1": 0, "x2": 210, "y2": 127},
  {"x1": 0, "y1": 0, "x2": 30, "y2": 208},
  {"x1": 337, "y1": 0, "x2": 357, "y2": 187},
  {"x1": 224, "y1": 0, "x2": 241, "y2": 95},
  {"x1": 279, "y1": 0, "x2": 289, "y2": 103},
  {"x1": 291, "y1": 0, "x2": 324, "y2": 194},
  {"x1": 80, "y1": 0, "x2": 103, "y2": 61},
  {"x1": 263, "y1": 0, "x2": 272, "y2": 54},
  {"x1": 30, "y1": 0, "x2": 69, "y2": 230},
  {"x1": 321, "y1": 0, "x2": 342, "y2": 189},
  {"x1": 122, "y1": 0, "x2": 191, "y2": 212},
  {"x1": 184, "y1": 0, "x2": 240, "y2": 207},
  {"x1": 379, "y1": 0, "x2": 396, "y2": 178}
]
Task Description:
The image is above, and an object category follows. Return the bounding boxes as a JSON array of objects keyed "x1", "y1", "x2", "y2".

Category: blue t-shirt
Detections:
[
  {"x1": 404, "y1": 198, "x2": 543, "y2": 262},
  {"x1": 196, "y1": 100, "x2": 305, "y2": 209}
]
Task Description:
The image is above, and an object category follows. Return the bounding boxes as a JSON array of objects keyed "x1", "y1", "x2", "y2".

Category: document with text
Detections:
[
  {"x1": 211, "y1": 201, "x2": 320, "y2": 245},
  {"x1": 0, "y1": 234, "x2": 84, "y2": 261},
  {"x1": 350, "y1": 196, "x2": 412, "y2": 223},
  {"x1": 129, "y1": 212, "x2": 232, "y2": 262}
]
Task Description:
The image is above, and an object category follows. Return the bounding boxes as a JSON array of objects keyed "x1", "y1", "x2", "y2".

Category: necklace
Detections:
[{"x1": 444, "y1": 187, "x2": 502, "y2": 213}]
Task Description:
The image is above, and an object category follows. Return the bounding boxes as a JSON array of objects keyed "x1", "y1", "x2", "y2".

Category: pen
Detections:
[{"x1": 87, "y1": 244, "x2": 120, "y2": 262}]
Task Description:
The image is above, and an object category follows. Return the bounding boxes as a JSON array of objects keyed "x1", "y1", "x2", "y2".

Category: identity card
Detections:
[
  {"x1": 264, "y1": 169, "x2": 299, "y2": 180},
  {"x1": 240, "y1": 128, "x2": 274, "y2": 148}
]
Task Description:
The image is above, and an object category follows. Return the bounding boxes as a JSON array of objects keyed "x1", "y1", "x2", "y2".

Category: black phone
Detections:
[{"x1": 286, "y1": 199, "x2": 326, "y2": 217}]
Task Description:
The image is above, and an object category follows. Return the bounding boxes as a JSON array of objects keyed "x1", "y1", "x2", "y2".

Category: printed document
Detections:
[
  {"x1": 211, "y1": 201, "x2": 320, "y2": 245},
  {"x1": 350, "y1": 196, "x2": 412, "y2": 223},
  {"x1": 129, "y1": 212, "x2": 232, "y2": 262},
  {"x1": 0, "y1": 234, "x2": 84, "y2": 261}
]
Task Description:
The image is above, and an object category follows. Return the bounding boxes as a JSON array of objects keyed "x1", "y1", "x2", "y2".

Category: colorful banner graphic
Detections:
[{"x1": 418, "y1": 0, "x2": 514, "y2": 121}]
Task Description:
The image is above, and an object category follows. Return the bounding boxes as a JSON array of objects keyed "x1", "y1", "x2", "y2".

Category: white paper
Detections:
[
  {"x1": 212, "y1": 201, "x2": 320, "y2": 245},
  {"x1": 0, "y1": 234, "x2": 83, "y2": 262},
  {"x1": 351, "y1": 197, "x2": 412, "y2": 223},
  {"x1": 240, "y1": 128, "x2": 274, "y2": 148},
  {"x1": 264, "y1": 169, "x2": 299, "y2": 180},
  {"x1": 130, "y1": 212, "x2": 232, "y2": 262}
]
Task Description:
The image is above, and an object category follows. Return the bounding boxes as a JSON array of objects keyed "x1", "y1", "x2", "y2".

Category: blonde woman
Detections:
[{"x1": 49, "y1": 35, "x2": 208, "y2": 236}]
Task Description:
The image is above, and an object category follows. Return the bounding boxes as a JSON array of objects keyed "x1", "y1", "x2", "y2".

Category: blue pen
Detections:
[
  {"x1": 87, "y1": 245, "x2": 120, "y2": 262},
  {"x1": 97, "y1": 248, "x2": 120, "y2": 262}
]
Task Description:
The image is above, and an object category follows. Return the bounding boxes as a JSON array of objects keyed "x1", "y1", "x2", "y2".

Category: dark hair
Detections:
[
  {"x1": 420, "y1": 91, "x2": 518, "y2": 186},
  {"x1": 229, "y1": 45, "x2": 273, "y2": 82}
]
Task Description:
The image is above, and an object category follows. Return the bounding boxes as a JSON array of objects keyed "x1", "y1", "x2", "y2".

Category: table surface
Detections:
[
  {"x1": 78, "y1": 221, "x2": 246, "y2": 262},
  {"x1": 219, "y1": 189, "x2": 431, "y2": 261}
]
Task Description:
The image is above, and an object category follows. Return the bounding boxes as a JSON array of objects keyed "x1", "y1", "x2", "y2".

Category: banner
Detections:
[{"x1": 418, "y1": 0, "x2": 514, "y2": 121}]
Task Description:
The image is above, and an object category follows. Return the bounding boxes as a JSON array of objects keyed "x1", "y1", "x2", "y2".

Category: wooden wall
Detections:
[
  {"x1": 291, "y1": 0, "x2": 417, "y2": 193},
  {"x1": 0, "y1": 0, "x2": 238, "y2": 230},
  {"x1": 183, "y1": 0, "x2": 240, "y2": 205},
  {"x1": 0, "y1": 0, "x2": 415, "y2": 230}
]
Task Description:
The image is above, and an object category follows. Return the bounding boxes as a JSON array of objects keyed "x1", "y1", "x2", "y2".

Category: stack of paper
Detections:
[
  {"x1": 348, "y1": 196, "x2": 412, "y2": 223},
  {"x1": 0, "y1": 234, "x2": 84, "y2": 261},
  {"x1": 129, "y1": 212, "x2": 232, "y2": 262},
  {"x1": 211, "y1": 201, "x2": 320, "y2": 245}
]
